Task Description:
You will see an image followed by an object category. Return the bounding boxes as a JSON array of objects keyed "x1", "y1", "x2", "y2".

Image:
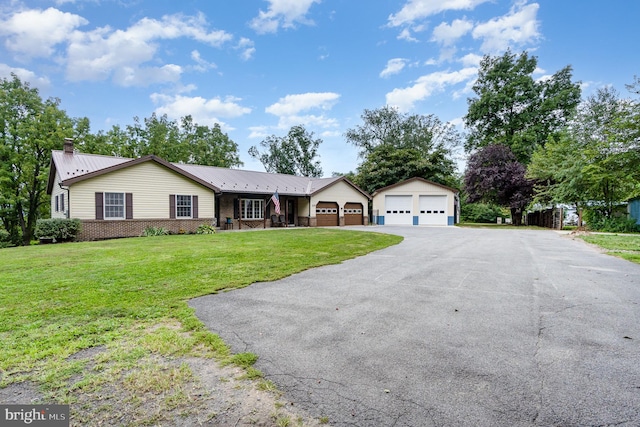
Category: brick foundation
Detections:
[{"x1": 77, "y1": 218, "x2": 215, "y2": 241}]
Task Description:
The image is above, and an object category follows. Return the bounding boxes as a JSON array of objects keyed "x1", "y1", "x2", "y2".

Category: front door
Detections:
[{"x1": 287, "y1": 199, "x2": 295, "y2": 225}]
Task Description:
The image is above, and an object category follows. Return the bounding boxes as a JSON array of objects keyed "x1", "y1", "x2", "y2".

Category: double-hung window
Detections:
[
  {"x1": 241, "y1": 199, "x2": 264, "y2": 220},
  {"x1": 176, "y1": 195, "x2": 192, "y2": 218},
  {"x1": 104, "y1": 192, "x2": 125, "y2": 219}
]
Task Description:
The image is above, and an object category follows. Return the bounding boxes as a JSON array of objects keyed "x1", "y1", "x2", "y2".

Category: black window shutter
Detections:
[
  {"x1": 169, "y1": 194, "x2": 176, "y2": 219},
  {"x1": 95, "y1": 192, "x2": 104, "y2": 220},
  {"x1": 60, "y1": 193, "x2": 65, "y2": 212},
  {"x1": 233, "y1": 198, "x2": 239, "y2": 219},
  {"x1": 126, "y1": 193, "x2": 133, "y2": 219},
  {"x1": 55, "y1": 195, "x2": 59, "y2": 212},
  {"x1": 192, "y1": 195, "x2": 198, "y2": 219}
]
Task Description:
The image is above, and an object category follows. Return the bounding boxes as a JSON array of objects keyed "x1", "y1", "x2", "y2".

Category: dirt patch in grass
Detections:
[{"x1": 2, "y1": 349, "x2": 319, "y2": 427}]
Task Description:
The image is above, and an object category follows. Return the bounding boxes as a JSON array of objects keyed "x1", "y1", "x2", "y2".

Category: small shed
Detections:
[{"x1": 372, "y1": 177, "x2": 459, "y2": 226}]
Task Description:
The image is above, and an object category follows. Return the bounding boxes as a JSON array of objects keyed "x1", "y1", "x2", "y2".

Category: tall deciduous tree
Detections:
[
  {"x1": 345, "y1": 106, "x2": 458, "y2": 193},
  {"x1": 528, "y1": 86, "x2": 640, "y2": 219},
  {"x1": 0, "y1": 74, "x2": 73, "y2": 245},
  {"x1": 249, "y1": 125, "x2": 323, "y2": 177},
  {"x1": 464, "y1": 50, "x2": 581, "y2": 164},
  {"x1": 75, "y1": 114, "x2": 242, "y2": 168},
  {"x1": 464, "y1": 144, "x2": 533, "y2": 225}
]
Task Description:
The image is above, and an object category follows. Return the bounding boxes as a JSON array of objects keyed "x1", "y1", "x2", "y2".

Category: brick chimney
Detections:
[{"x1": 63, "y1": 138, "x2": 74, "y2": 154}]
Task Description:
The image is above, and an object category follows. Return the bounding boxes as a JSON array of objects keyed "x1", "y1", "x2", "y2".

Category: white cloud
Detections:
[
  {"x1": 151, "y1": 93, "x2": 251, "y2": 129},
  {"x1": 64, "y1": 12, "x2": 233, "y2": 85},
  {"x1": 397, "y1": 28, "x2": 419, "y2": 42},
  {"x1": 250, "y1": 0, "x2": 321, "y2": 34},
  {"x1": 388, "y1": 0, "x2": 490, "y2": 27},
  {"x1": 0, "y1": 63, "x2": 51, "y2": 88},
  {"x1": 431, "y1": 19, "x2": 473, "y2": 46},
  {"x1": 262, "y1": 92, "x2": 340, "y2": 133},
  {"x1": 265, "y1": 92, "x2": 340, "y2": 116},
  {"x1": 275, "y1": 114, "x2": 339, "y2": 130},
  {"x1": 236, "y1": 38, "x2": 256, "y2": 61},
  {"x1": 386, "y1": 67, "x2": 477, "y2": 111},
  {"x1": 472, "y1": 2, "x2": 540, "y2": 53},
  {"x1": 248, "y1": 125, "x2": 271, "y2": 139},
  {"x1": 459, "y1": 52, "x2": 483, "y2": 67},
  {"x1": 0, "y1": 7, "x2": 87, "y2": 58},
  {"x1": 191, "y1": 50, "x2": 217, "y2": 72},
  {"x1": 380, "y1": 58, "x2": 408, "y2": 78}
]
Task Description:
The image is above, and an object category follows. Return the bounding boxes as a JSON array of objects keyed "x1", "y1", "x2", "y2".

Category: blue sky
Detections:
[{"x1": 1, "y1": 0, "x2": 638, "y2": 175}]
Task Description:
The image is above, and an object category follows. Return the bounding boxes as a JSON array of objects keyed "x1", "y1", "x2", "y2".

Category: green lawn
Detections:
[
  {"x1": 580, "y1": 233, "x2": 640, "y2": 264},
  {"x1": 0, "y1": 228, "x2": 401, "y2": 424}
]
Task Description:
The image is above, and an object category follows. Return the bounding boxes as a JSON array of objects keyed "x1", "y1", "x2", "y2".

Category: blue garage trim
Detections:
[
  {"x1": 448, "y1": 216, "x2": 454, "y2": 226},
  {"x1": 377, "y1": 216, "x2": 385, "y2": 225},
  {"x1": 413, "y1": 216, "x2": 419, "y2": 225}
]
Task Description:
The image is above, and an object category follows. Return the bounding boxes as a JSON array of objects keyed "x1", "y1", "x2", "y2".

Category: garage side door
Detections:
[
  {"x1": 344, "y1": 203, "x2": 363, "y2": 226},
  {"x1": 384, "y1": 195, "x2": 413, "y2": 225},
  {"x1": 419, "y1": 195, "x2": 447, "y2": 225},
  {"x1": 316, "y1": 202, "x2": 339, "y2": 226}
]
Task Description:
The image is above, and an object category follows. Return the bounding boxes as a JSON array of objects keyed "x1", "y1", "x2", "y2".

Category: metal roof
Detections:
[
  {"x1": 48, "y1": 150, "x2": 370, "y2": 198},
  {"x1": 176, "y1": 163, "x2": 344, "y2": 196}
]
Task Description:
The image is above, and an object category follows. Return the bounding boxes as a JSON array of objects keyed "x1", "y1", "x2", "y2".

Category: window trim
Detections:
[
  {"x1": 241, "y1": 198, "x2": 264, "y2": 220},
  {"x1": 175, "y1": 194, "x2": 193, "y2": 219},
  {"x1": 104, "y1": 192, "x2": 125, "y2": 220}
]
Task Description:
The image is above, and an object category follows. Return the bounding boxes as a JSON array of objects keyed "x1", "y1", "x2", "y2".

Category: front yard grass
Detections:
[
  {"x1": 0, "y1": 228, "x2": 402, "y2": 425},
  {"x1": 579, "y1": 233, "x2": 640, "y2": 264}
]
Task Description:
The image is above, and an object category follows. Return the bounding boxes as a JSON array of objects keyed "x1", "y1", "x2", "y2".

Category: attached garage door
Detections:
[
  {"x1": 384, "y1": 195, "x2": 413, "y2": 225},
  {"x1": 316, "y1": 202, "x2": 339, "y2": 226},
  {"x1": 344, "y1": 203, "x2": 364, "y2": 226},
  {"x1": 419, "y1": 195, "x2": 447, "y2": 225}
]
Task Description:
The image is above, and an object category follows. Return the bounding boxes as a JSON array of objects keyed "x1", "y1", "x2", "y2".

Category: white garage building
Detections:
[{"x1": 372, "y1": 177, "x2": 459, "y2": 226}]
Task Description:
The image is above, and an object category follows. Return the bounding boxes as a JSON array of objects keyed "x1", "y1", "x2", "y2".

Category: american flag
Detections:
[{"x1": 271, "y1": 191, "x2": 281, "y2": 214}]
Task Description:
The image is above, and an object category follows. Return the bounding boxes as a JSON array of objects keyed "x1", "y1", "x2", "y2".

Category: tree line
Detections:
[
  {"x1": 2, "y1": 50, "x2": 639, "y2": 245},
  {"x1": 0, "y1": 75, "x2": 242, "y2": 246}
]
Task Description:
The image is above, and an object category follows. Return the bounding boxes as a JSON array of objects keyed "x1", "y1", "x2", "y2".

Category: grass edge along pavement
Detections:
[
  {"x1": 579, "y1": 232, "x2": 640, "y2": 264},
  {"x1": 0, "y1": 228, "x2": 402, "y2": 426}
]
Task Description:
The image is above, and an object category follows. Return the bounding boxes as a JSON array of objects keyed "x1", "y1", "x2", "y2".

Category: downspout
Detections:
[{"x1": 59, "y1": 183, "x2": 70, "y2": 219}]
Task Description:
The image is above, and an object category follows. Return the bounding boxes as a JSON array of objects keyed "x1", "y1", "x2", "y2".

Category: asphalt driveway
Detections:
[{"x1": 190, "y1": 227, "x2": 640, "y2": 426}]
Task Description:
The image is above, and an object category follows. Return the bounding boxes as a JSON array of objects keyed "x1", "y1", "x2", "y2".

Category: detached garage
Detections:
[{"x1": 372, "y1": 177, "x2": 459, "y2": 226}]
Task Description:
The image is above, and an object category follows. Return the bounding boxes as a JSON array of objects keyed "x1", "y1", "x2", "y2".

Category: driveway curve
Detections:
[{"x1": 190, "y1": 227, "x2": 640, "y2": 426}]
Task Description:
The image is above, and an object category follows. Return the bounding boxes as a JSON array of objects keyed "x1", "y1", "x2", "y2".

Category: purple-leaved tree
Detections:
[{"x1": 464, "y1": 144, "x2": 533, "y2": 226}]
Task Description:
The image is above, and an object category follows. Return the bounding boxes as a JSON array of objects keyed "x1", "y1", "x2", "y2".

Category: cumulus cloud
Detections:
[
  {"x1": 385, "y1": 67, "x2": 477, "y2": 111},
  {"x1": 431, "y1": 19, "x2": 474, "y2": 46},
  {"x1": 236, "y1": 38, "x2": 256, "y2": 61},
  {"x1": 459, "y1": 52, "x2": 483, "y2": 67},
  {"x1": 472, "y1": 2, "x2": 540, "y2": 53},
  {"x1": 0, "y1": 63, "x2": 51, "y2": 88},
  {"x1": 388, "y1": 0, "x2": 489, "y2": 27},
  {"x1": 265, "y1": 92, "x2": 340, "y2": 116},
  {"x1": 248, "y1": 125, "x2": 271, "y2": 139},
  {"x1": 380, "y1": 58, "x2": 408, "y2": 78},
  {"x1": 63, "y1": 12, "x2": 232, "y2": 85},
  {"x1": 151, "y1": 93, "x2": 251, "y2": 129},
  {"x1": 0, "y1": 7, "x2": 87, "y2": 58},
  {"x1": 0, "y1": 7, "x2": 236, "y2": 87},
  {"x1": 250, "y1": 0, "x2": 321, "y2": 34},
  {"x1": 262, "y1": 92, "x2": 341, "y2": 131},
  {"x1": 191, "y1": 50, "x2": 217, "y2": 72}
]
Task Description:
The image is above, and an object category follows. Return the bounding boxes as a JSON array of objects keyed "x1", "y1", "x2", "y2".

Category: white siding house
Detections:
[{"x1": 47, "y1": 140, "x2": 371, "y2": 240}]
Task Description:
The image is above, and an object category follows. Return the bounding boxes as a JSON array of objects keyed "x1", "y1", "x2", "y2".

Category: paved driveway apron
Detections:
[{"x1": 190, "y1": 227, "x2": 640, "y2": 426}]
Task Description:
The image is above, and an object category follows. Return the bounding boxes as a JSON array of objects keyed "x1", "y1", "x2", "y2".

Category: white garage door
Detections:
[
  {"x1": 384, "y1": 195, "x2": 413, "y2": 225},
  {"x1": 419, "y1": 195, "x2": 447, "y2": 225}
]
